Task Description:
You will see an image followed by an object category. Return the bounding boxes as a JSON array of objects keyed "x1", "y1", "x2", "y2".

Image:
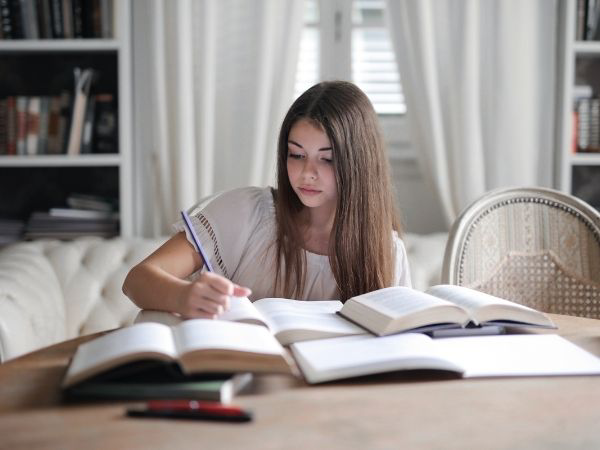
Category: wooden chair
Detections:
[{"x1": 442, "y1": 187, "x2": 600, "y2": 318}]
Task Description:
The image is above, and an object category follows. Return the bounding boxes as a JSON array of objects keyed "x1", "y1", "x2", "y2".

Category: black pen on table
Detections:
[
  {"x1": 127, "y1": 400, "x2": 253, "y2": 423},
  {"x1": 181, "y1": 210, "x2": 214, "y2": 272}
]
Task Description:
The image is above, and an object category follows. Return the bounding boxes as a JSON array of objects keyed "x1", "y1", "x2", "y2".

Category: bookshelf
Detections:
[
  {"x1": 557, "y1": 0, "x2": 600, "y2": 210},
  {"x1": 0, "y1": 0, "x2": 133, "y2": 241}
]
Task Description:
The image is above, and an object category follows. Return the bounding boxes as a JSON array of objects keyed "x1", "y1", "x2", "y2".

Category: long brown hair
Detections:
[{"x1": 274, "y1": 80, "x2": 401, "y2": 301}]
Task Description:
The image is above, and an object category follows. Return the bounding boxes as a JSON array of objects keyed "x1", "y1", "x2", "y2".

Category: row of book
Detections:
[
  {"x1": 572, "y1": 85, "x2": 600, "y2": 153},
  {"x1": 0, "y1": 193, "x2": 119, "y2": 244},
  {"x1": 0, "y1": 70, "x2": 117, "y2": 155},
  {"x1": 576, "y1": 0, "x2": 600, "y2": 41},
  {"x1": 0, "y1": 0, "x2": 113, "y2": 40}
]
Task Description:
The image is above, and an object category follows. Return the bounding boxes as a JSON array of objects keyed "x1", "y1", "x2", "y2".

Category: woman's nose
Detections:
[{"x1": 302, "y1": 160, "x2": 318, "y2": 179}]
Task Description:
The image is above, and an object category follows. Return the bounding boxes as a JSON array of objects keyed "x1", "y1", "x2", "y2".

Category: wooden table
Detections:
[{"x1": 1, "y1": 314, "x2": 600, "y2": 449}]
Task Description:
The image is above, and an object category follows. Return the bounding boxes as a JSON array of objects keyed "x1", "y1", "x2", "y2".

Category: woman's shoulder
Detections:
[{"x1": 196, "y1": 186, "x2": 274, "y2": 217}]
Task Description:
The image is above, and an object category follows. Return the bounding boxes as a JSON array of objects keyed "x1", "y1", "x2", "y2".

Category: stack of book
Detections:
[
  {"x1": 24, "y1": 193, "x2": 119, "y2": 239},
  {"x1": 573, "y1": 85, "x2": 600, "y2": 153},
  {"x1": 0, "y1": 217, "x2": 24, "y2": 245}
]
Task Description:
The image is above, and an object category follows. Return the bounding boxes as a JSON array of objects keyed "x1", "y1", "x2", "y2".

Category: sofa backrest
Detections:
[{"x1": 0, "y1": 237, "x2": 162, "y2": 362}]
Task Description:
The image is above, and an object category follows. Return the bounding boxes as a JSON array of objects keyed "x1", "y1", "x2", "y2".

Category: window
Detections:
[{"x1": 295, "y1": 0, "x2": 405, "y2": 115}]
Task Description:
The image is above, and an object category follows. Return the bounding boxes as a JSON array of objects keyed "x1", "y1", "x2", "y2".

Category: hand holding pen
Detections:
[{"x1": 176, "y1": 211, "x2": 251, "y2": 319}]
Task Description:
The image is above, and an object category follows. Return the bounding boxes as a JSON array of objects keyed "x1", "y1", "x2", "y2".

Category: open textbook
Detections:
[
  {"x1": 290, "y1": 333, "x2": 600, "y2": 384},
  {"x1": 338, "y1": 284, "x2": 556, "y2": 336},
  {"x1": 62, "y1": 320, "x2": 297, "y2": 389},
  {"x1": 136, "y1": 297, "x2": 367, "y2": 345}
]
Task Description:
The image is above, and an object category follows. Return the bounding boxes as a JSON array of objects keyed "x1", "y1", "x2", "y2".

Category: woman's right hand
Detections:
[{"x1": 175, "y1": 272, "x2": 252, "y2": 319}]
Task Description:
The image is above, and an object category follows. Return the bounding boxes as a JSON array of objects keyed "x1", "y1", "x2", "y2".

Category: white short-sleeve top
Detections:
[{"x1": 173, "y1": 186, "x2": 411, "y2": 301}]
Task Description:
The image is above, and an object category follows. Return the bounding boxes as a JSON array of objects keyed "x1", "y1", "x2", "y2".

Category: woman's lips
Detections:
[{"x1": 299, "y1": 187, "x2": 321, "y2": 196}]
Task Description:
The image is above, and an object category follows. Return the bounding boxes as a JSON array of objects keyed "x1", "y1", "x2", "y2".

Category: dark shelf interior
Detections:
[{"x1": 0, "y1": 166, "x2": 119, "y2": 220}]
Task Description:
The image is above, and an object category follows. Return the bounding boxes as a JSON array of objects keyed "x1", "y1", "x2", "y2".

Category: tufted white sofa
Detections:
[{"x1": 0, "y1": 232, "x2": 447, "y2": 362}]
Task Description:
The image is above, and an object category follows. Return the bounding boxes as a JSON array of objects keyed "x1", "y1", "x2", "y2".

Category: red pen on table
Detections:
[{"x1": 126, "y1": 400, "x2": 253, "y2": 422}]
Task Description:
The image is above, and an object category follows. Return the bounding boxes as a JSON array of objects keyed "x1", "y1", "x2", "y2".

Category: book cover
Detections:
[
  {"x1": 66, "y1": 67, "x2": 95, "y2": 155},
  {"x1": 64, "y1": 373, "x2": 253, "y2": 404},
  {"x1": 25, "y1": 96, "x2": 40, "y2": 155}
]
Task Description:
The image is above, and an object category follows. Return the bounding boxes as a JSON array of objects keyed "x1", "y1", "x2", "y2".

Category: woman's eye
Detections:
[
  {"x1": 288, "y1": 153, "x2": 303, "y2": 159},
  {"x1": 322, "y1": 158, "x2": 333, "y2": 163}
]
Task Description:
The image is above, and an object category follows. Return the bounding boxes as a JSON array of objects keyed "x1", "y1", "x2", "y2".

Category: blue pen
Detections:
[{"x1": 181, "y1": 210, "x2": 214, "y2": 272}]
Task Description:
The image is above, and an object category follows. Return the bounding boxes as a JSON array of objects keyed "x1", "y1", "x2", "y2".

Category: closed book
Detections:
[
  {"x1": 0, "y1": 0, "x2": 13, "y2": 39},
  {"x1": 6, "y1": 96, "x2": 17, "y2": 155},
  {"x1": 49, "y1": 0, "x2": 63, "y2": 38},
  {"x1": 37, "y1": 96, "x2": 50, "y2": 154},
  {"x1": 0, "y1": 98, "x2": 7, "y2": 154},
  {"x1": 291, "y1": 333, "x2": 600, "y2": 384},
  {"x1": 15, "y1": 96, "x2": 28, "y2": 155},
  {"x1": 36, "y1": 0, "x2": 52, "y2": 39},
  {"x1": 66, "y1": 67, "x2": 94, "y2": 155},
  {"x1": 25, "y1": 96, "x2": 40, "y2": 155},
  {"x1": 9, "y1": 0, "x2": 23, "y2": 39},
  {"x1": 64, "y1": 373, "x2": 253, "y2": 404}
]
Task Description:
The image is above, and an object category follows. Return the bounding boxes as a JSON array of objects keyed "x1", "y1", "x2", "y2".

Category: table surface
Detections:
[{"x1": 1, "y1": 313, "x2": 600, "y2": 450}]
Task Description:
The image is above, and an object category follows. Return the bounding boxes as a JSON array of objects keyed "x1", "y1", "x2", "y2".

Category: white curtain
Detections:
[
  {"x1": 132, "y1": 0, "x2": 304, "y2": 236},
  {"x1": 385, "y1": 0, "x2": 557, "y2": 226}
]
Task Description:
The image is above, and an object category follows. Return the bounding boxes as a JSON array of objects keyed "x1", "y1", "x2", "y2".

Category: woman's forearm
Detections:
[{"x1": 122, "y1": 262, "x2": 189, "y2": 312}]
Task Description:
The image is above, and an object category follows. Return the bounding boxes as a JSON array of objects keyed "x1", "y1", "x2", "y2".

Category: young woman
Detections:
[{"x1": 122, "y1": 81, "x2": 411, "y2": 318}]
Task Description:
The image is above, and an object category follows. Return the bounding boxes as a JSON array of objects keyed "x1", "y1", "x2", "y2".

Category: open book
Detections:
[
  {"x1": 136, "y1": 297, "x2": 367, "y2": 346},
  {"x1": 338, "y1": 284, "x2": 556, "y2": 336},
  {"x1": 291, "y1": 333, "x2": 600, "y2": 384},
  {"x1": 62, "y1": 320, "x2": 297, "y2": 389}
]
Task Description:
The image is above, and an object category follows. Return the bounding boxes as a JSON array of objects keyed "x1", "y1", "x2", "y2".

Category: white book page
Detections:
[
  {"x1": 433, "y1": 334, "x2": 600, "y2": 377},
  {"x1": 64, "y1": 323, "x2": 176, "y2": 386},
  {"x1": 351, "y1": 286, "x2": 458, "y2": 317},
  {"x1": 426, "y1": 285, "x2": 531, "y2": 313},
  {"x1": 217, "y1": 296, "x2": 269, "y2": 327},
  {"x1": 173, "y1": 319, "x2": 284, "y2": 356},
  {"x1": 133, "y1": 297, "x2": 268, "y2": 328},
  {"x1": 253, "y1": 298, "x2": 363, "y2": 335},
  {"x1": 291, "y1": 333, "x2": 464, "y2": 383}
]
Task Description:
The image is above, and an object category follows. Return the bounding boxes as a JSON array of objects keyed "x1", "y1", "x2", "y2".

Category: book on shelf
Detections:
[
  {"x1": 25, "y1": 96, "x2": 39, "y2": 155},
  {"x1": 37, "y1": 0, "x2": 53, "y2": 39},
  {"x1": 93, "y1": 93, "x2": 117, "y2": 153},
  {"x1": 24, "y1": 210, "x2": 119, "y2": 239},
  {"x1": 135, "y1": 297, "x2": 368, "y2": 346},
  {"x1": 337, "y1": 284, "x2": 556, "y2": 336},
  {"x1": 0, "y1": 97, "x2": 7, "y2": 154},
  {"x1": 0, "y1": 0, "x2": 113, "y2": 40},
  {"x1": 66, "y1": 67, "x2": 95, "y2": 155},
  {"x1": 15, "y1": 96, "x2": 27, "y2": 155},
  {"x1": 290, "y1": 333, "x2": 600, "y2": 384},
  {"x1": 0, "y1": 93, "x2": 73, "y2": 156},
  {"x1": 80, "y1": 94, "x2": 96, "y2": 153},
  {"x1": 62, "y1": 320, "x2": 298, "y2": 389},
  {"x1": 49, "y1": 207, "x2": 118, "y2": 220},
  {"x1": 0, "y1": 0, "x2": 13, "y2": 39},
  {"x1": 64, "y1": 372, "x2": 253, "y2": 404},
  {"x1": 66, "y1": 193, "x2": 116, "y2": 212},
  {"x1": 49, "y1": 0, "x2": 63, "y2": 38},
  {"x1": 5, "y1": 96, "x2": 16, "y2": 155},
  {"x1": 37, "y1": 96, "x2": 50, "y2": 154}
]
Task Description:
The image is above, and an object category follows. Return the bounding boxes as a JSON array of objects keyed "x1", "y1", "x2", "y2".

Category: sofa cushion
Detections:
[{"x1": 0, "y1": 237, "x2": 162, "y2": 362}]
